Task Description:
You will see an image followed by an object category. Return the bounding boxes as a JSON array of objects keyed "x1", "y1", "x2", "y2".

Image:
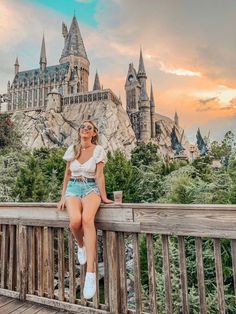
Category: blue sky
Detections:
[{"x1": 28, "y1": 0, "x2": 99, "y2": 27}]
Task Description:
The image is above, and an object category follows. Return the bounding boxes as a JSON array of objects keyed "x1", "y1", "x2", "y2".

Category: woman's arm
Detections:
[
  {"x1": 95, "y1": 162, "x2": 113, "y2": 203},
  {"x1": 60, "y1": 161, "x2": 71, "y2": 200}
]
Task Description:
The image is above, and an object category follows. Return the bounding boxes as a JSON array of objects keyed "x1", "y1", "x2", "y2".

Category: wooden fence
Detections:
[{"x1": 1, "y1": 202, "x2": 236, "y2": 313}]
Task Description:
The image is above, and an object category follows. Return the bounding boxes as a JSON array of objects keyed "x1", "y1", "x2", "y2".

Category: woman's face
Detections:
[{"x1": 79, "y1": 122, "x2": 96, "y2": 140}]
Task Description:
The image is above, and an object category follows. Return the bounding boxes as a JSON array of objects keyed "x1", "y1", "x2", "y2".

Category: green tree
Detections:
[
  {"x1": 105, "y1": 150, "x2": 134, "y2": 202},
  {"x1": 131, "y1": 142, "x2": 160, "y2": 167}
]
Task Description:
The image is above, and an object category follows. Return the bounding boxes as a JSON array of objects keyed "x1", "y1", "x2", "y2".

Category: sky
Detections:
[{"x1": 0, "y1": 0, "x2": 236, "y2": 143}]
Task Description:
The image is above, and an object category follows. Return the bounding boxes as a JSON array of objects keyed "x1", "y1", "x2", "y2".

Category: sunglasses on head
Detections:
[{"x1": 79, "y1": 124, "x2": 93, "y2": 131}]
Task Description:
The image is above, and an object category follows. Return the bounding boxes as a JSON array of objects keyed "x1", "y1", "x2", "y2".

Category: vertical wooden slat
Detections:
[
  {"x1": 68, "y1": 231, "x2": 76, "y2": 303},
  {"x1": 8, "y1": 225, "x2": 16, "y2": 291},
  {"x1": 80, "y1": 264, "x2": 87, "y2": 306},
  {"x1": 37, "y1": 226, "x2": 44, "y2": 297},
  {"x1": 93, "y1": 230, "x2": 100, "y2": 308},
  {"x1": 102, "y1": 230, "x2": 109, "y2": 307},
  {"x1": 1, "y1": 225, "x2": 9, "y2": 289},
  {"x1": 118, "y1": 232, "x2": 128, "y2": 314},
  {"x1": 47, "y1": 227, "x2": 54, "y2": 299},
  {"x1": 28, "y1": 226, "x2": 36, "y2": 294},
  {"x1": 178, "y1": 236, "x2": 189, "y2": 314},
  {"x1": 43, "y1": 227, "x2": 49, "y2": 294},
  {"x1": 162, "y1": 235, "x2": 173, "y2": 314},
  {"x1": 147, "y1": 233, "x2": 158, "y2": 314},
  {"x1": 58, "y1": 228, "x2": 65, "y2": 301},
  {"x1": 133, "y1": 233, "x2": 142, "y2": 314},
  {"x1": 231, "y1": 239, "x2": 236, "y2": 300},
  {"x1": 214, "y1": 239, "x2": 225, "y2": 313},
  {"x1": 106, "y1": 231, "x2": 121, "y2": 314},
  {"x1": 18, "y1": 225, "x2": 27, "y2": 300},
  {"x1": 195, "y1": 237, "x2": 207, "y2": 314}
]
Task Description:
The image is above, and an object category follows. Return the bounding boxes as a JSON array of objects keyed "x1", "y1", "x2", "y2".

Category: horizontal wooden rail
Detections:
[{"x1": 1, "y1": 203, "x2": 236, "y2": 238}]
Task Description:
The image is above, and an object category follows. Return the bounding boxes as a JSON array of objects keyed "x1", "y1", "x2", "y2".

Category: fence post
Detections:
[
  {"x1": 18, "y1": 225, "x2": 28, "y2": 300},
  {"x1": 106, "y1": 231, "x2": 121, "y2": 314}
]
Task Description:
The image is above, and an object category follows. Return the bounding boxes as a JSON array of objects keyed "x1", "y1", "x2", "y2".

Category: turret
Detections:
[
  {"x1": 40, "y1": 34, "x2": 47, "y2": 71},
  {"x1": 14, "y1": 57, "x2": 19, "y2": 75},
  {"x1": 93, "y1": 71, "x2": 101, "y2": 90},
  {"x1": 125, "y1": 62, "x2": 140, "y2": 117},
  {"x1": 174, "y1": 111, "x2": 179, "y2": 127},
  {"x1": 150, "y1": 83, "x2": 156, "y2": 138}
]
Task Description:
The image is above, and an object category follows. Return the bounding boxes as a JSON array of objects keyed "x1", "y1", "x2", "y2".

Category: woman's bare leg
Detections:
[
  {"x1": 65, "y1": 196, "x2": 84, "y2": 247},
  {"x1": 81, "y1": 192, "x2": 101, "y2": 272}
]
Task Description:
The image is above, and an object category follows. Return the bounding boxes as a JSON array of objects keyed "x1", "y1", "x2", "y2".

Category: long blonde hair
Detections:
[{"x1": 72, "y1": 120, "x2": 99, "y2": 160}]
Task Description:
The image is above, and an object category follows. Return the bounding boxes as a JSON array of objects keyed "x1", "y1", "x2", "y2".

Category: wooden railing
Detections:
[{"x1": 1, "y1": 203, "x2": 236, "y2": 313}]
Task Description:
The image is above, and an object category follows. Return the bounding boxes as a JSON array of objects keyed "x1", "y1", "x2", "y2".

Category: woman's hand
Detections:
[
  {"x1": 57, "y1": 197, "x2": 66, "y2": 211},
  {"x1": 101, "y1": 197, "x2": 114, "y2": 204}
]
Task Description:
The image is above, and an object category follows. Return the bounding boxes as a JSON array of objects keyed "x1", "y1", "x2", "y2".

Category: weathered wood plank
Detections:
[
  {"x1": 147, "y1": 233, "x2": 157, "y2": 314},
  {"x1": 18, "y1": 225, "x2": 27, "y2": 300},
  {"x1": 47, "y1": 227, "x2": 55, "y2": 299},
  {"x1": 177, "y1": 236, "x2": 189, "y2": 314},
  {"x1": 213, "y1": 239, "x2": 225, "y2": 313},
  {"x1": 102, "y1": 230, "x2": 109, "y2": 307},
  {"x1": 28, "y1": 226, "x2": 36, "y2": 294},
  {"x1": 132, "y1": 233, "x2": 142, "y2": 314},
  {"x1": 135, "y1": 208, "x2": 236, "y2": 239},
  {"x1": 0, "y1": 225, "x2": 9, "y2": 289},
  {"x1": 231, "y1": 239, "x2": 236, "y2": 300},
  {"x1": 57, "y1": 228, "x2": 65, "y2": 301},
  {"x1": 26, "y1": 294, "x2": 111, "y2": 313},
  {"x1": 37, "y1": 226, "x2": 44, "y2": 297},
  {"x1": 68, "y1": 231, "x2": 76, "y2": 304},
  {"x1": 8, "y1": 224, "x2": 16, "y2": 291},
  {"x1": 93, "y1": 230, "x2": 100, "y2": 308},
  {"x1": 106, "y1": 231, "x2": 120, "y2": 314},
  {"x1": 118, "y1": 232, "x2": 128, "y2": 314},
  {"x1": 195, "y1": 238, "x2": 207, "y2": 314},
  {"x1": 161, "y1": 235, "x2": 173, "y2": 314}
]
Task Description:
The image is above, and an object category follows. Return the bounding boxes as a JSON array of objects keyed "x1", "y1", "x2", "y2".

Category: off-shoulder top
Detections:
[{"x1": 63, "y1": 144, "x2": 107, "y2": 178}]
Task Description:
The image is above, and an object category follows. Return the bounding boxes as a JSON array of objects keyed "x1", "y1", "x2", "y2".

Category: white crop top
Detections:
[{"x1": 63, "y1": 144, "x2": 107, "y2": 178}]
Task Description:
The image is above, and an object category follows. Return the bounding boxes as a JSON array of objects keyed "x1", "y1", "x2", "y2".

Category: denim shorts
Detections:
[{"x1": 65, "y1": 178, "x2": 101, "y2": 199}]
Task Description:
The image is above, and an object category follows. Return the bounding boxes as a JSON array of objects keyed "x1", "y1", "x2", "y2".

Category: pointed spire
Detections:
[
  {"x1": 62, "y1": 22, "x2": 68, "y2": 40},
  {"x1": 60, "y1": 16, "x2": 88, "y2": 62},
  {"x1": 174, "y1": 111, "x2": 179, "y2": 127},
  {"x1": 40, "y1": 34, "x2": 47, "y2": 71},
  {"x1": 150, "y1": 82, "x2": 155, "y2": 107},
  {"x1": 14, "y1": 57, "x2": 19, "y2": 75},
  {"x1": 138, "y1": 47, "x2": 146, "y2": 78},
  {"x1": 93, "y1": 71, "x2": 101, "y2": 91},
  {"x1": 140, "y1": 79, "x2": 149, "y2": 101}
]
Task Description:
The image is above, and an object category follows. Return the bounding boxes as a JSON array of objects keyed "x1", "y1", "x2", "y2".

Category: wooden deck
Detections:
[{"x1": 0, "y1": 295, "x2": 71, "y2": 314}]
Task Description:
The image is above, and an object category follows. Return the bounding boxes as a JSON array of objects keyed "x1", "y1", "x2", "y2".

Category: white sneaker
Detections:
[
  {"x1": 83, "y1": 272, "x2": 96, "y2": 299},
  {"x1": 77, "y1": 245, "x2": 87, "y2": 265}
]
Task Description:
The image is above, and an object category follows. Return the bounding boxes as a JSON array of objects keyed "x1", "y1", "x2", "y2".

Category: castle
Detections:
[{"x1": 3, "y1": 15, "x2": 191, "y2": 157}]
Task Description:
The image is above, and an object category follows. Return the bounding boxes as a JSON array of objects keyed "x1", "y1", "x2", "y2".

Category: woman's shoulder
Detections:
[{"x1": 63, "y1": 144, "x2": 75, "y2": 161}]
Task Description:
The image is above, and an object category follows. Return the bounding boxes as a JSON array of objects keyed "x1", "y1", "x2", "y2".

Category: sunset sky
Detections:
[{"x1": 0, "y1": 0, "x2": 236, "y2": 143}]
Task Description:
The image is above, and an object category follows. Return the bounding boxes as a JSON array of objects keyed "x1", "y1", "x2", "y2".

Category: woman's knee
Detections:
[
  {"x1": 69, "y1": 218, "x2": 82, "y2": 231},
  {"x1": 82, "y1": 213, "x2": 94, "y2": 227}
]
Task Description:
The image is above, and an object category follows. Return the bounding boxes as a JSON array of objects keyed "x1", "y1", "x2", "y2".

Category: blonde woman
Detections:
[{"x1": 57, "y1": 120, "x2": 113, "y2": 299}]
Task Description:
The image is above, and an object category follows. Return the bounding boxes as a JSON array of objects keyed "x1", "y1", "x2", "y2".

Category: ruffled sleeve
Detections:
[
  {"x1": 63, "y1": 144, "x2": 75, "y2": 161},
  {"x1": 95, "y1": 145, "x2": 107, "y2": 164}
]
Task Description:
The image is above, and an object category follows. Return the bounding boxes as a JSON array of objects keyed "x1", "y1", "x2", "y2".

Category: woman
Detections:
[{"x1": 57, "y1": 120, "x2": 113, "y2": 299}]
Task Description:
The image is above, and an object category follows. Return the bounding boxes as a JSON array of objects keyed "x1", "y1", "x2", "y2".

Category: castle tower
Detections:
[
  {"x1": 39, "y1": 34, "x2": 47, "y2": 71},
  {"x1": 174, "y1": 111, "x2": 179, "y2": 127},
  {"x1": 150, "y1": 82, "x2": 156, "y2": 138},
  {"x1": 137, "y1": 48, "x2": 151, "y2": 142},
  {"x1": 46, "y1": 87, "x2": 62, "y2": 113},
  {"x1": 60, "y1": 15, "x2": 90, "y2": 92},
  {"x1": 14, "y1": 57, "x2": 19, "y2": 75},
  {"x1": 93, "y1": 71, "x2": 101, "y2": 90},
  {"x1": 125, "y1": 62, "x2": 140, "y2": 119}
]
